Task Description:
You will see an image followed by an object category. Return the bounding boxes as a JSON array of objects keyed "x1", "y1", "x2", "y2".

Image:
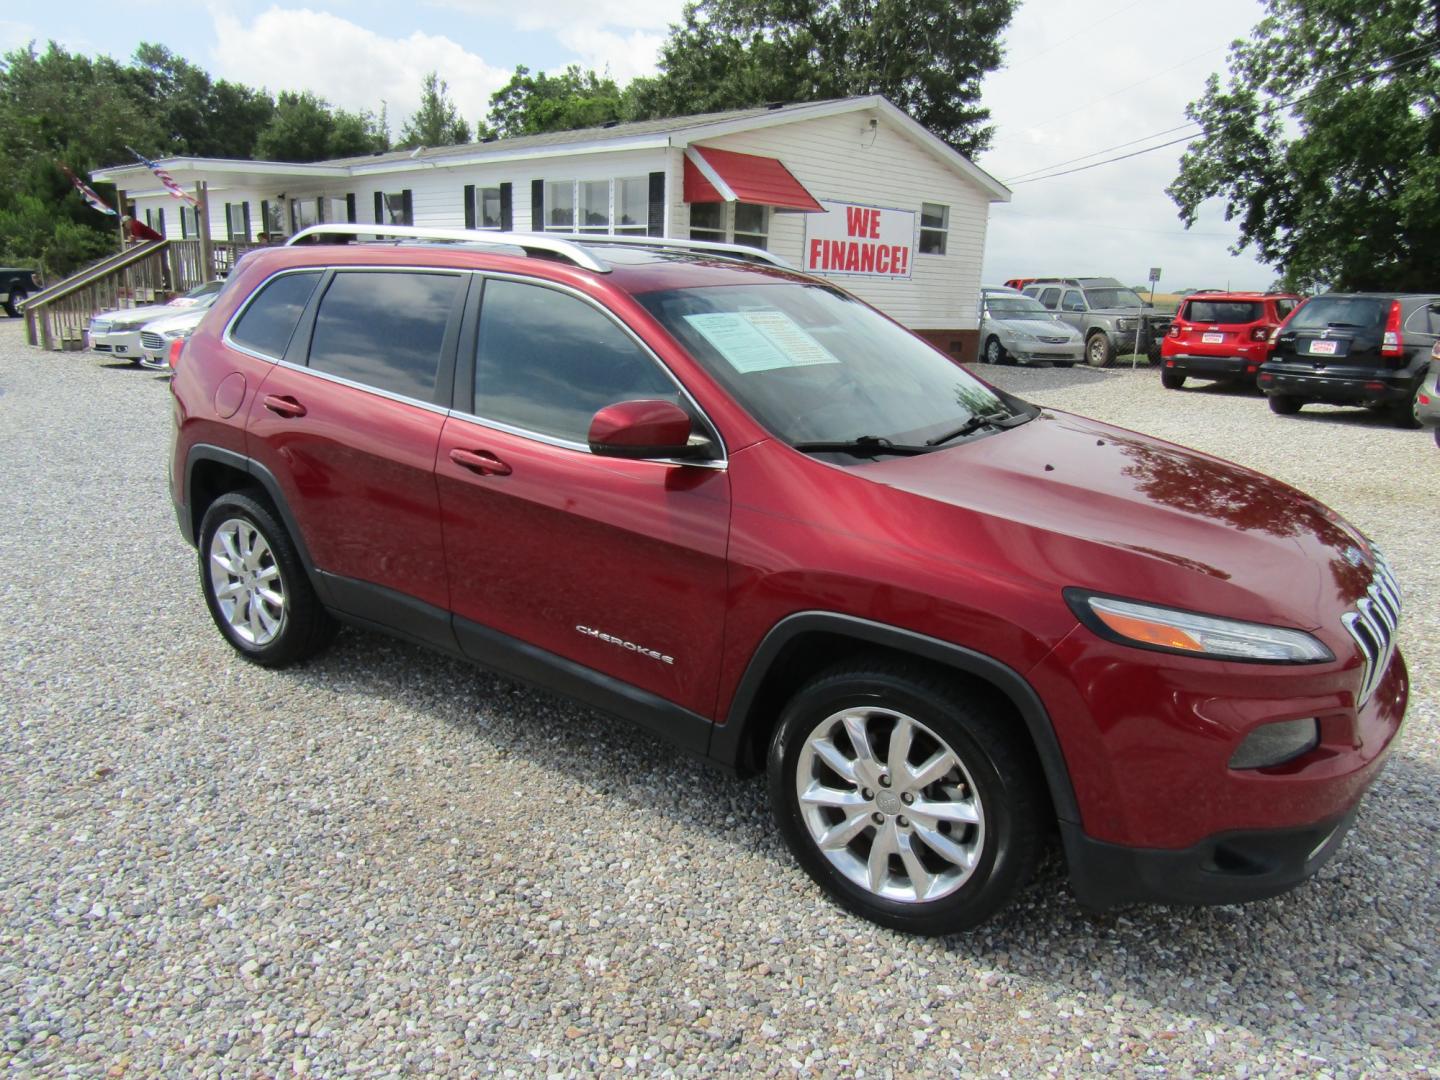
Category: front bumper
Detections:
[
  {"x1": 1062, "y1": 805, "x2": 1359, "y2": 909},
  {"x1": 1259, "y1": 365, "x2": 1414, "y2": 405},
  {"x1": 1008, "y1": 339, "x2": 1083, "y2": 365},
  {"x1": 88, "y1": 329, "x2": 143, "y2": 358}
]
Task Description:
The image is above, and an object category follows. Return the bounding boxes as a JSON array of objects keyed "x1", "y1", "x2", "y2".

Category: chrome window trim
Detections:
[
  {"x1": 456, "y1": 270, "x2": 729, "y2": 469},
  {"x1": 270, "y1": 356, "x2": 453, "y2": 417}
]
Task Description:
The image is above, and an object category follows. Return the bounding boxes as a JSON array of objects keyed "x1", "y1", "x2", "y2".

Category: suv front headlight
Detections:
[
  {"x1": 1116, "y1": 318, "x2": 1137, "y2": 331},
  {"x1": 1064, "y1": 590, "x2": 1333, "y2": 663}
]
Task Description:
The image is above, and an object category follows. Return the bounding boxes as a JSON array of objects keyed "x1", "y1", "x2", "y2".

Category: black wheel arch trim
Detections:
[
  {"x1": 183, "y1": 444, "x2": 332, "y2": 604},
  {"x1": 710, "y1": 611, "x2": 1081, "y2": 824}
]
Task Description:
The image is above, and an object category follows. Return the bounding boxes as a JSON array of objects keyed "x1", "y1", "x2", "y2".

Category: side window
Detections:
[
  {"x1": 1037, "y1": 288, "x2": 1060, "y2": 309},
  {"x1": 1402, "y1": 303, "x2": 1439, "y2": 336},
  {"x1": 1274, "y1": 298, "x2": 1298, "y2": 320},
  {"x1": 918, "y1": 203, "x2": 948, "y2": 255},
  {"x1": 229, "y1": 271, "x2": 323, "y2": 359},
  {"x1": 1062, "y1": 290, "x2": 1085, "y2": 312},
  {"x1": 475, "y1": 280, "x2": 679, "y2": 445},
  {"x1": 308, "y1": 271, "x2": 462, "y2": 401}
]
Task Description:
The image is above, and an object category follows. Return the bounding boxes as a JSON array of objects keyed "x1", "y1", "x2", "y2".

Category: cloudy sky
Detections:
[{"x1": 3, "y1": 0, "x2": 1276, "y2": 291}]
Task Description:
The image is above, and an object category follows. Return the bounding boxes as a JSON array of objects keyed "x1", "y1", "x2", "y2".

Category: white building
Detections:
[{"x1": 92, "y1": 96, "x2": 1011, "y2": 358}]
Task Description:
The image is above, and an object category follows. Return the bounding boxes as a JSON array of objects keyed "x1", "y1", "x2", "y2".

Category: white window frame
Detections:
[
  {"x1": 733, "y1": 202, "x2": 769, "y2": 251},
  {"x1": 615, "y1": 176, "x2": 649, "y2": 235},
  {"x1": 919, "y1": 202, "x2": 949, "y2": 256},
  {"x1": 474, "y1": 186, "x2": 503, "y2": 230},
  {"x1": 544, "y1": 180, "x2": 576, "y2": 231},
  {"x1": 383, "y1": 192, "x2": 410, "y2": 226}
]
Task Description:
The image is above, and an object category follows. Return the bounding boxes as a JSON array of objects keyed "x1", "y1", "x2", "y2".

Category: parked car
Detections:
[
  {"x1": 1160, "y1": 292, "x2": 1301, "y2": 389},
  {"x1": 171, "y1": 225, "x2": 1406, "y2": 934},
  {"x1": 87, "y1": 281, "x2": 225, "y2": 362},
  {"x1": 1416, "y1": 339, "x2": 1440, "y2": 447},
  {"x1": 1258, "y1": 292, "x2": 1440, "y2": 427},
  {"x1": 138, "y1": 306, "x2": 209, "y2": 370},
  {"x1": 1021, "y1": 277, "x2": 1171, "y2": 367},
  {"x1": 979, "y1": 292, "x2": 1082, "y2": 366},
  {"x1": 1, "y1": 267, "x2": 41, "y2": 317}
]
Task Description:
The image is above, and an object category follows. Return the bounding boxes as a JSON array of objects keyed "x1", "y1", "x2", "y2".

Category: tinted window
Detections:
[
  {"x1": 475, "y1": 280, "x2": 678, "y2": 444},
  {"x1": 1061, "y1": 290, "x2": 1085, "y2": 312},
  {"x1": 1038, "y1": 288, "x2": 1060, "y2": 309},
  {"x1": 308, "y1": 271, "x2": 461, "y2": 401},
  {"x1": 1183, "y1": 300, "x2": 1262, "y2": 324},
  {"x1": 1083, "y1": 287, "x2": 1144, "y2": 309},
  {"x1": 1274, "y1": 298, "x2": 1298, "y2": 318},
  {"x1": 987, "y1": 297, "x2": 1051, "y2": 318},
  {"x1": 1286, "y1": 296, "x2": 1387, "y2": 332},
  {"x1": 230, "y1": 272, "x2": 322, "y2": 358},
  {"x1": 1402, "y1": 303, "x2": 1440, "y2": 335}
]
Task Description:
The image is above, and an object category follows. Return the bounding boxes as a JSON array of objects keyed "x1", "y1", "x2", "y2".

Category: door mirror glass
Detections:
[{"x1": 589, "y1": 399, "x2": 698, "y2": 459}]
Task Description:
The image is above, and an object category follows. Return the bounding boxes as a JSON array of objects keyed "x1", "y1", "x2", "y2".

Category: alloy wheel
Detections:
[
  {"x1": 207, "y1": 517, "x2": 287, "y2": 646},
  {"x1": 795, "y1": 706, "x2": 985, "y2": 903}
]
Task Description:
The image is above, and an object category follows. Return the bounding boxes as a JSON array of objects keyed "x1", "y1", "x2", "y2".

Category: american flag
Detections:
[
  {"x1": 127, "y1": 147, "x2": 200, "y2": 206},
  {"x1": 60, "y1": 165, "x2": 116, "y2": 216}
]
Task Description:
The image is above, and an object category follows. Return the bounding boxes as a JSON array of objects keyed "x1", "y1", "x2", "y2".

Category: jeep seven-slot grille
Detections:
[
  {"x1": 1342, "y1": 548, "x2": 1401, "y2": 707},
  {"x1": 140, "y1": 332, "x2": 165, "y2": 351}
]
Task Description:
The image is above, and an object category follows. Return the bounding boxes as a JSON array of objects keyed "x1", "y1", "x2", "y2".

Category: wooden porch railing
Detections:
[{"x1": 22, "y1": 238, "x2": 260, "y2": 352}]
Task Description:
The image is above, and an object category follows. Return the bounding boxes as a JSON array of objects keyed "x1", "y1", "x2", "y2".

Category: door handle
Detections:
[
  {"x1": 449, "y1": 448, "x2": 512, "y2": 476},
  {"x1": 263, "y1": 394, "x2": 307, "y2": 418}
]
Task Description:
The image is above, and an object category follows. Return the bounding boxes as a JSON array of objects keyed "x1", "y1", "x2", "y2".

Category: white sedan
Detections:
[{"x1": 87, "y1": 281, "x2": 224, "y2": 363}]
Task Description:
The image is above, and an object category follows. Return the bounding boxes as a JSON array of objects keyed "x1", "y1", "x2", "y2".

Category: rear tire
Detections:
[
  {"x1": 767, "y1": 661, "x2": 1043, "y2": 935},
  {"x1": 1392, "y1": 387, "x2": 1423, "y2": 430},
  {"x1": 1085, "y1": 333, "x2": 1113, "y2": 368},
  {"x1": 198, "y1": 490, "x2": 336, "y2": 667},
  {"x1": 1161, "y1": 369, "x2": 1186, "y2": 390},
  {"x1": 4, "y1": 290, "x2": 26, "y2": 318},
  {"x1": 1268, "y1": 394, "x2": 1302, "y2": 415}
]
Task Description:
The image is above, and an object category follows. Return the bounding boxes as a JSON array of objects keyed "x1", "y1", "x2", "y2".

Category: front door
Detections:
[{"x1": 435, "y1": 277, "x2": 731, "y2": 719}]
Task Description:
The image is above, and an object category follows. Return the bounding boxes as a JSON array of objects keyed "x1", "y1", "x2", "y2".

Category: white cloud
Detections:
[
  {"x1": 431, "y1": 0, "x2": 681, "y2": 33},
  {"x1": 0, "y1": 19, "x2": 39, "y2": 51},
  {"x1": 208, "y1": 7, "x2": 511, "y2": 135},
  {"x1": 556, "y1": 28, "x2": 667, "y2": 82},
  {"x1": 978, "y1": 0, "x2": 1273, "y2": 291}
]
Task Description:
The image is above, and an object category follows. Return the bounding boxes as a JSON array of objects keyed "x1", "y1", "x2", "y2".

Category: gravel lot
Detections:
[{"x1": 1, "y1": 320, "x2": 1436, "y2": 1077}]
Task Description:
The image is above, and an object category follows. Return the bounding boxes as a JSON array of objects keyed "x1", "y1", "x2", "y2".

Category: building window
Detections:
[
  {"x1": 180, "y1": 205, "x2": 197, "y2": 239},
  {"x1": 264, "y1": 202, "x2": 286, "y2": 236},
  {"x1": 615, "y1": 177, "x2": 649, "y2": 235},
  {"x1": 475, "y1": 186, "x2": 503, "y2": 230},
  {"x1": 226, "y1": 202, "x2": 249, "y2": 241},
  {"x1": 578, "y1": 180, "x2": 609, "y2": 233},
  {"x1": 545, "y1": 180, "x2": 575, "y2": 230},
  {"x1": 292, "y1": 199, "x2": 319, "y2": 232},
  {"x1": 383, "y1": 192, "x2": 411, "y2": 226},
  {"x1": 689, "y1": 203, "x2": 724, "y2": 242},
  {"x1": 733, "y1": 202, "x2": 768, "y2": 250},
  {"x1": 919, "y1": 202, "x2": 948, "y2": 255}
]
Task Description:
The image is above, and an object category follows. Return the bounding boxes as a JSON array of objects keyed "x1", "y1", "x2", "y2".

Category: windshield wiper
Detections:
[
  {"x1": 791, "y1": 435, "x2": 930, "y2": 457},
  {"x1": 924, "y1": 409, "x2": 1031, "y2": 447}
]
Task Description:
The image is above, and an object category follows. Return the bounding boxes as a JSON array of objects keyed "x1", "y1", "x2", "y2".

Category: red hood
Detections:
[{"x1": 851, "y1": 410, "x2": 1373, "y2": 631}]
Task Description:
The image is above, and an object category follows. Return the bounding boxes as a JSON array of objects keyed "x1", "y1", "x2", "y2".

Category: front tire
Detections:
[
  {"x1": 767, "y1": 662, "x2": 1043, "y2": 935},
  {"x1": 198, "y1": 490, "x2": 335, "y2": 667},
  {"x1": 4, "y1": 290, "x2": 26, "y2": 318},
  {"x1": 1268, "y1": 394, "x2": 1302, "y2": 415},
  {"x1": 1085, "y1": 333, "x2": 1113, "y2": 368},
  {"x1": 983, "y1": 337, "x2": 1007, "y2": 366}
]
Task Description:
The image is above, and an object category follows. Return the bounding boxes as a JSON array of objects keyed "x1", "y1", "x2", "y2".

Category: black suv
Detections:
[
  {"x1": 1, "y1": 268, "x2": 40, "y2": 318},
  {"x1": 1259, "y1": 293, "x2": 1440, "y2": 427}
]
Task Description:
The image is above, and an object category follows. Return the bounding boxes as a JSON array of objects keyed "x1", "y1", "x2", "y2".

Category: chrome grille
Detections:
[
  {"x1": 140, "y1": 332, "x2": 165, "y2": 351},
  {"x1": 1342, "y1": 547, "x2": 1401, "y2": 707}
]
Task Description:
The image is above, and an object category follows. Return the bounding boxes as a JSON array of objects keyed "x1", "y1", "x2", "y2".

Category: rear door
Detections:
[{"x1": 245, "y1": 267, "x2": 468, "y2": 620}]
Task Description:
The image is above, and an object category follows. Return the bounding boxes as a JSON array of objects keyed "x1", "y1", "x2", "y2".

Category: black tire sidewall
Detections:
[
  {"x1": 767, "y1": 671, "x2": 1038, "y2": 935},
  {"x1": 1086, "y1": 334, "x2": 1112, "y2": 367}
]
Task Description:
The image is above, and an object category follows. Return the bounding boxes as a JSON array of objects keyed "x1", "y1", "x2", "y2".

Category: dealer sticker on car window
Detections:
[
  {"x1": 1308, "y1": 340, "x2": 1339, "y2": 355},
  {"x1": 684, "y1": 311, "x2": 841, "y2": 374}
]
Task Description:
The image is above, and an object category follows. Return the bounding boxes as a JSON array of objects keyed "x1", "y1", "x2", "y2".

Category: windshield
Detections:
[
  {"x1": 986, "y1": 297, "x2": 1052, "y2": 318},
  {"x1": 638, "y1": 282, "x2": 1022, "y2": 447},
  {"x1": 1285, "y1": 296, "x2": 1387, "y2": 332},
  {"x1": 186, "y1": 280, "x2": 224, "y2": 300},
  {"x1": 1083, "y1": 288, "x2": 1145, "y2": 309}
]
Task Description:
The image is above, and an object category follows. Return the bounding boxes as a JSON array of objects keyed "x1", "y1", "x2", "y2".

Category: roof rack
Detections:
[
  {"x1": 285, "y1": 224, "x2": 610, "y2": 272},
  {"x1": 284, "y1": 224, "x2": 797, "y2": 273}
]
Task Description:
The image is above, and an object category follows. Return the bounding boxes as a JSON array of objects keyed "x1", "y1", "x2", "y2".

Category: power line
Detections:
[{"x1": 1001, "y1": 38, "x2": 1440, "y2": 186}]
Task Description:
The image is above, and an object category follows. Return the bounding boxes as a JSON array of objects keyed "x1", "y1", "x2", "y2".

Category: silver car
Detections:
[
  {"x1": 87, "y1": 281, "x2": 224, "y2": 363},
  {"x1": 137, "y1": 306, "x2": 210, "y2": 371},
  {"x1": 979, "y1": 293, "x2": 1083, "y2": 366},
  {"x1": 1418, "y1": 339, "x2": 1440, "y2": 447}
]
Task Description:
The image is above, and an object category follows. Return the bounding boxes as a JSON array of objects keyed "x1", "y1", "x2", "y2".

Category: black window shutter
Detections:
[
  {"x1": 463, "y1": 184, "x2": 476, "y2": 229},
  {"x1": 345, "y1": 193, "x2": 356, "y2": 223},
  {"x1": 499, "y1": 183, "x2": 513, "y2": 231},
  {"x1": 242, "y1": 202, "x2": 250, "y2": 241},
  {"x1": 374, "y1": 191, "x2": 384, "y2": 223},
  {"x1": 531, "y1": 179, "x2": 544, "y2": 230},
  {"x1": 317, "y1": 197, "x2": 326, "y2": 224},
  {"x1": 260, "y1": 200, "x2": 269, "y2": 237},
  {"x1": 401, "y1": 190, "x2": 413, "y2": 226},
  {"x1": 225, "y1": 202, "x2": 233, "y2": 240},
  {"x1": 648, "y1": 171, "x2": 665, "y2": 237},
  {"x1": 180, "y1": 208, "x2": 189, "y2": 239},
  {"x1": 157, "y1": 206, "x2": 165, "y2": 237}
]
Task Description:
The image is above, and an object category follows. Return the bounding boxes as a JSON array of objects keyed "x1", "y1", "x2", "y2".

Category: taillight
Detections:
[
  {"x1": 1168, "y1": 323, "x2": 1180, "y2": 338},
  {"x1": 1250, "y1": 326, "x2": 1272, "y2": 341},
  {"x1": 1381, "y1": 300, "x2": 1402, "y2": 356},
  {"x1": 168, "y1": 337, "x2": 185, "y2": 369}
]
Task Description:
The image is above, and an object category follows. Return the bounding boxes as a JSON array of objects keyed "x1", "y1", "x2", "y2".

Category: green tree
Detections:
[
  {"x1": 126, "y1": 43, "x2": 275, "y2": 159},
  {"x1": 479, "y1": 65, "x2": 628, "y2": 140},
  {"x1": 398, "y1": 72, "x2": 470, "y2": 149},
  {"x1": 256, "y1": 91, "x2": 388, "y2": 162},
  {"x1": 629, "y1": 0, "x2": 1016, "y2": 155},
  {"x1": 1167, "y1": 0, "x2": 1440, "y2": 292}
]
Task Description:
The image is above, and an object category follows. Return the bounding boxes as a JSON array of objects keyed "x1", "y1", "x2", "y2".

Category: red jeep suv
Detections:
[
  {"x1": 1160, "y1": 291, "x2": 1301, "y2": 389},
  {"x1": 169, "y1": 226, "x2": 1407, "y2": 934}
]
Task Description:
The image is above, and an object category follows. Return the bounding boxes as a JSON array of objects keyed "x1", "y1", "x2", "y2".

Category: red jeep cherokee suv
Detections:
[
  {"x1": 169, "y1": 226, "x2": 1407, "y2": 934},
  {"x1": 1161, "y1": 291, "x2": 1301, "y2": 389}
]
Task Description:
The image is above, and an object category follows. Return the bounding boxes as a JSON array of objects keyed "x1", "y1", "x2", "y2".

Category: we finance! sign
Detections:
[{"x1": 804, "y1": 201, "x2": 915, "y2": 279}]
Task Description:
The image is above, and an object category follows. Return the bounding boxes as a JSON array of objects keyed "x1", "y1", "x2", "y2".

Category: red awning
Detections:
[{"x1": 683, "y1": 147, "x2": 823, "y2": 212}]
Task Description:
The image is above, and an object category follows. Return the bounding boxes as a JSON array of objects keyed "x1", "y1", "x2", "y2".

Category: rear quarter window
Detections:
[
  {"x1": 230, "y1": 271, "x2": 323, "y2": 358},
  {"x1": 1182, "y1": 300, "x2": 1263, "y2": 324}
]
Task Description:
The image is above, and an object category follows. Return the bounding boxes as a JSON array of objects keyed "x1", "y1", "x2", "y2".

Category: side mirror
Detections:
[{"x1": 588, "y1": 399, "x2": 700, "y2": 460}]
